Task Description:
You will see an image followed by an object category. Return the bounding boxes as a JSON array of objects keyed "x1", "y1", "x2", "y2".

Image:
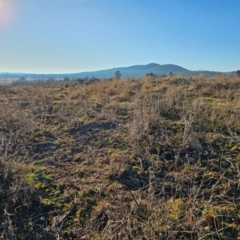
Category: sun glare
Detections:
[
  {"x1": 0, "y1": 0, "x2": 5, "y2": 9},
  {"x1": 0, "y1": 0, "x2": 16, "y2": 29}
]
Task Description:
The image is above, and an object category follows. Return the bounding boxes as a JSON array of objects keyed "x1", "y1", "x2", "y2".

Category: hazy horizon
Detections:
[
  {"x1": 1, "y1": 0, "x2": 240, "y2": 73},
  {"x1": 0, "y1": 62, "x2": 236, "y2": 75}
]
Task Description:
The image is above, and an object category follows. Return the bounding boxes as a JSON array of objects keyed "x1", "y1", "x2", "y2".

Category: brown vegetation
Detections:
[{"x1": 0, "y1": 75, "x2": 240, "y2": 239}]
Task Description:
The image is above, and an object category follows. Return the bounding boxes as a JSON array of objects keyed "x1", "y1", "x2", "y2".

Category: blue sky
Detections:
[{"x1": 0, "y1": 0, "x2": 240, "y2": 73}]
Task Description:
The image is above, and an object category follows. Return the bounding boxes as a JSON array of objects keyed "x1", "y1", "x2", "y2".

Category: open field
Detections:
[{"x1": 1, "y1": 75, "x2": 240, "y2": 239}]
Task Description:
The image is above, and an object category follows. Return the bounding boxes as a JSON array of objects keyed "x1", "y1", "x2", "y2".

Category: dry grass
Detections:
[{"x1": 0, "y1": 76, "x2": 240, "y2": 239}]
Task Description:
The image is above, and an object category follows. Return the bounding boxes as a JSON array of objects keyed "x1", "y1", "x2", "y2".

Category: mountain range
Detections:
[{"x1": 0, "y1": 63, "x2": 235, "y2": 80}]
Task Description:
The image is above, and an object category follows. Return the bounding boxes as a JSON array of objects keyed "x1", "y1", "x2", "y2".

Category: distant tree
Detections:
[
  {"x1": 17, "y1": 77, "x2": 32, "y2": 85},
  {"x1": 77, "y1": 79, "x2": 85, "y2": 84},
  {"x1": 236, "y1": 70, "x2": 240, "y2": 77},
  {"x1": 115, "y1": 71, "x2": 121, "y2": 80},
  {"x1": 19, "y1": 77, "x2": 27, "y2": 82},
  {"x1": 169, "y1": 72, "x2": 174, "y2": 77},
  {"x1": 47, "y1": 77, "x2": 55, "y2": 82},
  {"x1": 145, "y1": 73, "x2": 156, "y2": 77},
  {"x1": 63, "y1": 76, "x2": 70, "y2": 81}
]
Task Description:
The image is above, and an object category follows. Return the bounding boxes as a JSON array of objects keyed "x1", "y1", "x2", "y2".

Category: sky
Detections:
[{"x1": 0, "y1": 0, "x2": 240, "y2": 73}]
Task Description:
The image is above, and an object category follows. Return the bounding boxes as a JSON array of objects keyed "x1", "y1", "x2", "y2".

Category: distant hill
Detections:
[
  {"x1": 0, "y1": 63, "x2": 235, "y2": 80},
  {"x1": 76, "y1": 63, "x2": 191, "y2": 79}
]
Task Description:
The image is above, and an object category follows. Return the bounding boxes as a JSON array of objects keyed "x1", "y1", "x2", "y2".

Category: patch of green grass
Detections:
[{"x1": 26, "y1": 166, "x2": 54, "y2": 190}]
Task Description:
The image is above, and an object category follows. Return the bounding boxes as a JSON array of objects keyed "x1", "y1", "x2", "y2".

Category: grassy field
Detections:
[{"x1": 0, "y1": 75, "x2": 240, "y2": 239}]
